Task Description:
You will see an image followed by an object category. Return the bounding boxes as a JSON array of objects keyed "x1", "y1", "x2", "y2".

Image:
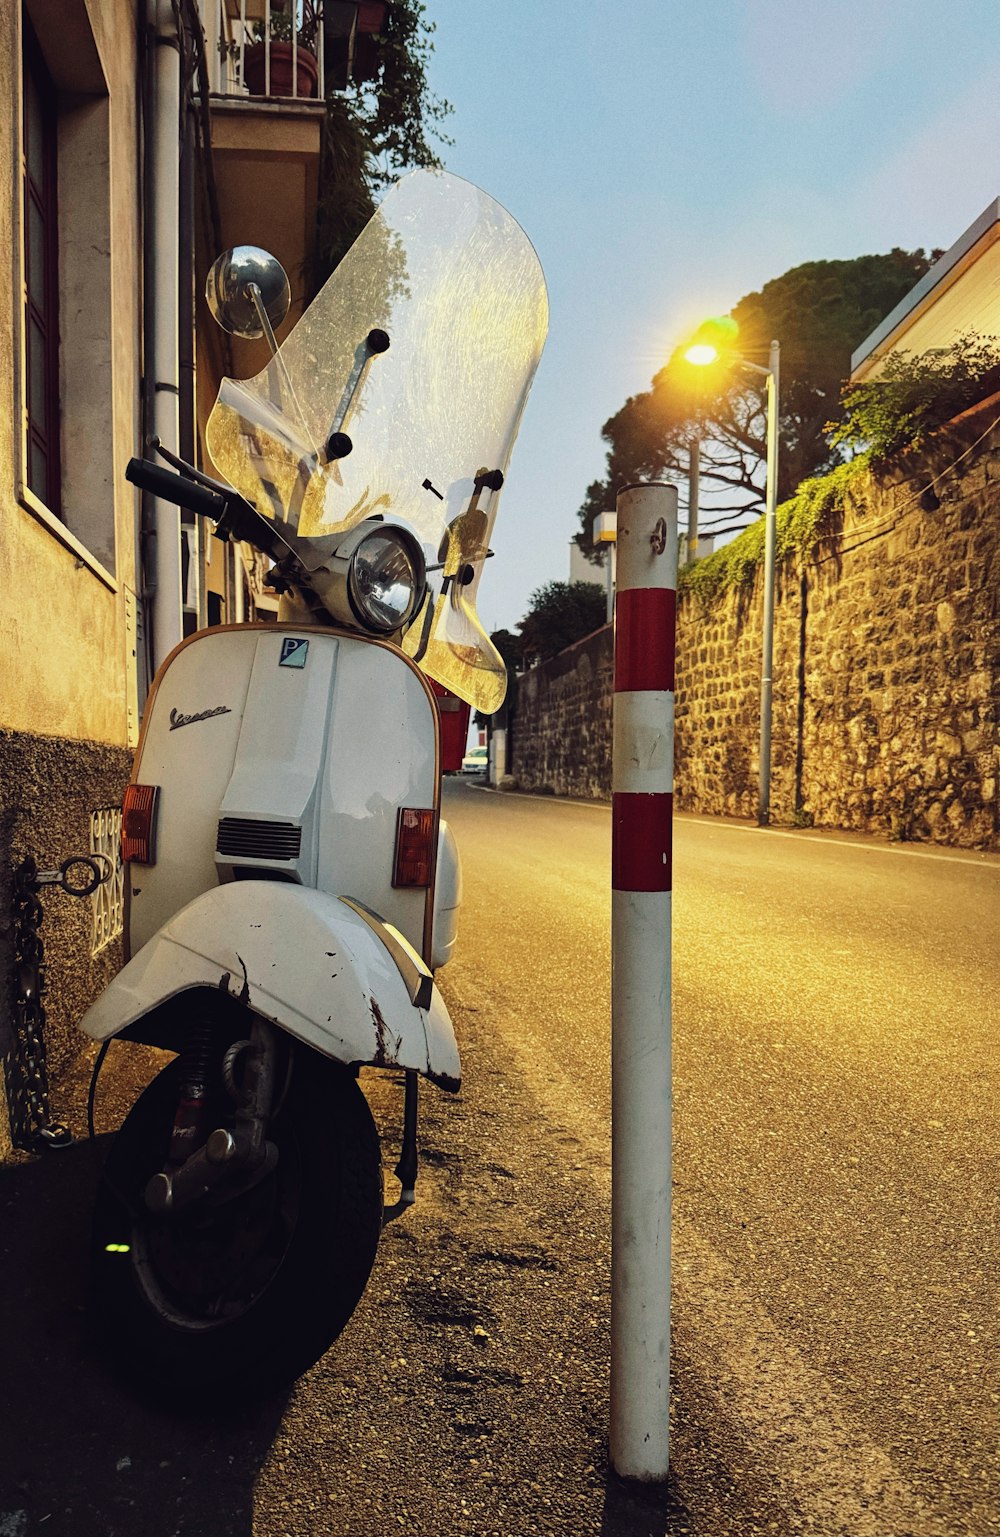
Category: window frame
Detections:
[
  {"x1": 13, "y1": 7, "x2": 117, "y2": 593},
  {"x1": 21, "y1": 15, "x2": 61, "y2": 518}
]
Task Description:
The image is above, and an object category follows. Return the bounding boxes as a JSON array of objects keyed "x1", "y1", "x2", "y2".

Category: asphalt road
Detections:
[
  {"x1": 439, "y1": 780, "x2": 1000, "y2": 1537},
  {"x1": 1, "y1": 782, "x2": 996, "y2": 1537}
]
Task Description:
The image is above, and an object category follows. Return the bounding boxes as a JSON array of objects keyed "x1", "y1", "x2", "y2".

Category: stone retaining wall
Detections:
[
  {"x1": 509, "y1": 626, "x2": 615, "y2": 800},
  {"x1": 0, "y1": 732, "x2": 131, "y2": 1153},
  {"x1": 508, "y1": 402, "x2": 1000, "y2": 850}
]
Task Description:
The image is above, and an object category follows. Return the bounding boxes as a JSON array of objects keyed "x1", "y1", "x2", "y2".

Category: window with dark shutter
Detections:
[{"x1": 22, "y1": 20, "x2": 60, "y2": 514}]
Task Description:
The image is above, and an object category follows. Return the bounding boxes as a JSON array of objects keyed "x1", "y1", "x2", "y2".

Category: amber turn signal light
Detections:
[
  {"x1": 122, "y1": 783, "x2": 160, "y2": 864},
  {"x1": 392, "y1": 807, "x2": 435, "y2": 888}
]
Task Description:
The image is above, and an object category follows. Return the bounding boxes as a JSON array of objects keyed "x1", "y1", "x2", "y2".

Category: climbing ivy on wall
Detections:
[
  {"x1": 830, "y1": 334, "x2": 1000, "y2": 464},
  {"x1": 679, "y1": 456, "x2": 870, "y2": 607}
]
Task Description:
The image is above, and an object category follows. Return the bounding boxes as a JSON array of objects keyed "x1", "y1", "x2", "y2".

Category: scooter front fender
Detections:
[{"x1": 79, "y1": 882, "x2": 461, "y2": 1091}]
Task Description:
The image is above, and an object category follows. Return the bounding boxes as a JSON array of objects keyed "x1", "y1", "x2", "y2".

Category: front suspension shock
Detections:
[{"x1": 166, "y1": 1015, "x2": 216, "y2": 1169}]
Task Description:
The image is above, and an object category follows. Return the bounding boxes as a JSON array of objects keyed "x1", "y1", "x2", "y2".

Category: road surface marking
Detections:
[
  {"x1": 681, "y1": 818, "x2": 999, "y2": 870},
  {"x1": 470, "y1": 786, "x2": 998, "y2": 870}
]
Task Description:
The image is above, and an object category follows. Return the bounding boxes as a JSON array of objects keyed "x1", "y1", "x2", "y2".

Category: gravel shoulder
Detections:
[{"x1": 0, "y1": 978, "x2": 793, "y2": 1537}]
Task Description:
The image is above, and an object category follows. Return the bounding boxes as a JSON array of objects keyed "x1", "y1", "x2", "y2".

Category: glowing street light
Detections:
[
  {"x1": 686, "y1": 328, "x2": 781, "y2": 827},
  {"x1": 684, "y1": 342, "x2": 719, "y2": 368}
]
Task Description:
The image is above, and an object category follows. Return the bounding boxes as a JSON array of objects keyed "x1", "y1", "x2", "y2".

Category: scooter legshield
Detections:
[{"x1": 79, "y1": 882, "x2": 461, "y2": 1091}]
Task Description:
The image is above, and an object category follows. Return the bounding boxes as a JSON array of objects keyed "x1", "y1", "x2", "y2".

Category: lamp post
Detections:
[
  {"x1": 684, "y1": 336, "x2": 780, "y2": 826},
  {"x1": 593, "y1": 509, "x2": 618, "y2": 623}
]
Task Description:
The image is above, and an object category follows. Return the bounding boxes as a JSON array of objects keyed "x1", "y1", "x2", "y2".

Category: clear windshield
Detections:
[{"x1": 205, "y1": 170, "x2": 548, "y2": 712}]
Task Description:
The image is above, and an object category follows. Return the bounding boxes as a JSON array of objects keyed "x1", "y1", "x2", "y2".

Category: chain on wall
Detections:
[{"x1": 5, "y1": 854, "x2": 110, "y2": 1152}]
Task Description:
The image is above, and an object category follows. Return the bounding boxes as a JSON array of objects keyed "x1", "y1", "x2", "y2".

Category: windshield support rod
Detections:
[{"x1": 324, "y1": 329, "x2": 391, "y2": 458}]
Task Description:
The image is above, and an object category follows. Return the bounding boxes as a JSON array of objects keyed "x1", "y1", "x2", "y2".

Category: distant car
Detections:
[{"x1": 461, "y1": 745, "x2": 488, "y2": 775}]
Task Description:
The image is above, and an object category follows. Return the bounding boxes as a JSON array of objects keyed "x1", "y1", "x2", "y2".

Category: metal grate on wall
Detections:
[{"x1": 90, "y1": 807, "x2": 125, "y2": 955}]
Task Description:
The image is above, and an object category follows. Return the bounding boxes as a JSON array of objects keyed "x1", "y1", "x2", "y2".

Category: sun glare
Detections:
[{"x1": 684, "y1": 344, "x2": 719, "y2": 367}]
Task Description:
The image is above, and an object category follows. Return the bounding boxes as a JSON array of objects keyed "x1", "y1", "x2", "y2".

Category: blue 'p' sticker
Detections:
[{"x1": 279, "y1": 637, "x2": 309, "y2": 669}]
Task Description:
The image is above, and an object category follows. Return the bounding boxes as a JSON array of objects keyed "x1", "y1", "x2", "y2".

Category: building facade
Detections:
[
  {"x1": 0, "y1": 0, "x2": 144, "y2": 1155},
  {"x1": 1, "y1": 0, "x2": 377, "y2": 1155}
]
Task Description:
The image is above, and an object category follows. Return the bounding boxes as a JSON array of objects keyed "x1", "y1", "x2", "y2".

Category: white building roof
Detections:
[{"x1": 850, "y1": 198, "x2": 1000, "y2": 381}]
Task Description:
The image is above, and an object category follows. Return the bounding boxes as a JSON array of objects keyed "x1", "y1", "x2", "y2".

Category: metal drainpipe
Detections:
[
  {"x1": 138, "y1": 5, "x2": 156, "y2": 697},
  {"x1": 178, "y1": 51, "x2": 199, "y2": 632},
  {"x1": 146, "y1": 0, "x2": 183, "y2": 670}
]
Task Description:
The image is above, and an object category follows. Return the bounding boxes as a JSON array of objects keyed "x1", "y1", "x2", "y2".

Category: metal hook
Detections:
[{"x1": 32, "y1": 856, "x2": 110, "y2": 898}]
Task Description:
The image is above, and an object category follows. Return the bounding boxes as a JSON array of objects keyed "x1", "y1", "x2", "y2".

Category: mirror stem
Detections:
[
  {"x1": 246, "y1": 283, "x2": 317, "y2": 457},
  {"x1": 247, "y1": 282, "x2": 281, "y2": 360}
]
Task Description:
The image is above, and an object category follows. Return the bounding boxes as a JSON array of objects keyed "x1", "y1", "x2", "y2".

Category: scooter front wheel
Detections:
[{"x1": 89, "y1": 1045, "x2": 383, "y2": 1397}]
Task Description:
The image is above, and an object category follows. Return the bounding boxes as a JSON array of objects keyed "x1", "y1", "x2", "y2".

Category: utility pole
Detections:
[
  {"x1": 593, "y1": 510, "x2": 617, "y2": 622},
  {"x1": 687, "y1": 439, "x2": 700, "y2": 564}
]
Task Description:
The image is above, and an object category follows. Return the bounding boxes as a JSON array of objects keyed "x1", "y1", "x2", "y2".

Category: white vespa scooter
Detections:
[{"x1": 82, "y1": 170, "x2": 547, "y2": 1395}]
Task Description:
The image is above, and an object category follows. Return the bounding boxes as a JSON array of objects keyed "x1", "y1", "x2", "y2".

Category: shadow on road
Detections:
[
  {"x1": 600, "y1": 1468, "x2": 693, "y2": 1537},
  {"x1": 0, "y1": 1137, "x2": 288, "y2": 1537}
]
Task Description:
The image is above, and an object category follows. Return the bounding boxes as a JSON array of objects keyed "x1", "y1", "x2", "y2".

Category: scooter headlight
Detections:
[{"x1": 348, "y1": 528, "x2": 426, "y2": 634}]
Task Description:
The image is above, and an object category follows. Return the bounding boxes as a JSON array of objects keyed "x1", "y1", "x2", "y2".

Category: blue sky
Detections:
[{"x1": 421, "y1": 0, "x2": 1000, "y2": 633}]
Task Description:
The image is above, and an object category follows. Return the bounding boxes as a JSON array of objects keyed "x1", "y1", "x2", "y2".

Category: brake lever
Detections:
[
  {"x1": 149, "y1": 436, "x2": 299, "y2": 566},
  {"x1": 148, "y1": 437, "x2": 231, "y2": 495}
]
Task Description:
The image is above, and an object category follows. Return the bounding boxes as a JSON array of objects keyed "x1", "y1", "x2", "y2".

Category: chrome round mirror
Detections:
[{"x1": 206, "y1": 246, "x2": 291, "y2": 339}]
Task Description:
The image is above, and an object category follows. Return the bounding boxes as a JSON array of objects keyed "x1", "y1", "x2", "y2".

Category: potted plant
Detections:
[{"x1": 243, "y1": 2, "x2": 321, "y2": 98}]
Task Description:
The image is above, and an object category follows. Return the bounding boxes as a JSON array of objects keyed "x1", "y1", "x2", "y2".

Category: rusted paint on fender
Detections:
[
  {"x1": 426, "y1": 1067, "x2": 461, "y2": 1094},
  {"x1": 370, "y1": 997, "x2": 403, "y2": 1068}
]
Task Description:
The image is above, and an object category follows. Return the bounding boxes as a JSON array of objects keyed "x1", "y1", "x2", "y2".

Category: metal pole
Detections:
[
  {"x1": 686, "y1": 439, "x2": 700, "y2": 564},
  {"x1": 758, "y1": 339, "x2": 780, "y2": 827},
  {"x1": 233, "y1": 543, "x2": 246, "y2": 623},
  {"x1": 610, "y1": 480, "x2": 677, "y2": 1481}
]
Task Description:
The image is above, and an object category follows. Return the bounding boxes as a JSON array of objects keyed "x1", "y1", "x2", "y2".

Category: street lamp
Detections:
[{"x1": 684, "y1": 334, "x2": 781, "y2": 827}]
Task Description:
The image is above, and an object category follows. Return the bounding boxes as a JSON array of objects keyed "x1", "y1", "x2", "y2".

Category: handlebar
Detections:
[
  {"x1": 126, "y1": 457, "x2": 227, "y2": 522},
  {"x1": 126, "y1": 455, "x2": 291, "y2": 566}
]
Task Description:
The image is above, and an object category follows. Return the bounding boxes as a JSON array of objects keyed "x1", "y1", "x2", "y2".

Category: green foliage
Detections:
[
  {"x1": 679, "y1": 456, "x2": 869, "y2": 607},
  {"x1": 314, "y1": 1, "x2": 452, "y2": 285},
  {"x1": 315, "y1": 97, "x2": 379, "y2": 281},
  {"x1": 831, "y1": 334, "x2": 1000, "y2": 463},
  {"x1": 577, "y1": 248, "x2": 936, "y2": 559},
  {"x1": 352, "y1": 0, "x2": 453, "y2": 187},
  {"x1": 517, "y1": 581, "x2": 608, "y2": 662},
  {"x1": 252, "y1": 2, "x2": 321, "y2": 46}
]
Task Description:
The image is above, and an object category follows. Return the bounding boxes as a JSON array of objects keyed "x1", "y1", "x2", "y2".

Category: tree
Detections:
[
  {"x1": 489, "y1": 627, "x2": 525, "y2": 669},
  {"x1": 473, "y1": 627, "x2": 524, "y2": 727},
  {"x1": 517, "y1": 581, "x2": 607, "y2": 663},
  {"x1": 577, "y1": 248, "x2": 938, "y2": 559}
]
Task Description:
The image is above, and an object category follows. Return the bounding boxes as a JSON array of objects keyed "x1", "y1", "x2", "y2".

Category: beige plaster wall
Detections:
[{"x1": 0, "y1": 0, "x2": 141, "y2": 750}]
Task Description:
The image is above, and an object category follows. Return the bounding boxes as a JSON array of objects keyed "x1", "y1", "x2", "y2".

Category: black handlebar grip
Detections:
[{"x1": 125, "y1": 457, "x2": 227, "y2": 522}]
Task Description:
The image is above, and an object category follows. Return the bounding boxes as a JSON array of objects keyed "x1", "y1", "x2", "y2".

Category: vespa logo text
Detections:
[{"x1": 169, "y1": 705, "x2": 232, "y2": 731}]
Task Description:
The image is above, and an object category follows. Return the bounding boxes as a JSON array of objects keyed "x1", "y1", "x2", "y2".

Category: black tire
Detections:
[{"x1": 90, "y1": 1042, "x2": 383, "y2": 1398}]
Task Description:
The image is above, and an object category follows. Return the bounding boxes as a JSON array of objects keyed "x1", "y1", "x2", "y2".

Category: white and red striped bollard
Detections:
[{"x1": 609, "y1": 481, "x2": 677, "y2": 1480}]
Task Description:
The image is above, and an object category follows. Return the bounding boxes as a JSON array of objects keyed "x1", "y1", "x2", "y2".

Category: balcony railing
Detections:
[{"x1": 202, "y1": 0, "x2": 389, "y2": 101}]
